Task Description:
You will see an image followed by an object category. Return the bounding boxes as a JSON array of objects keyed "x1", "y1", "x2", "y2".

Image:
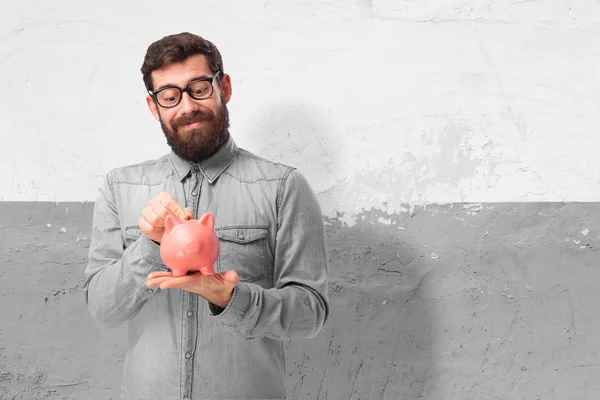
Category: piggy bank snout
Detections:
[{"x1": 184, "y1": 239, "x2": 204, "y2": 254}]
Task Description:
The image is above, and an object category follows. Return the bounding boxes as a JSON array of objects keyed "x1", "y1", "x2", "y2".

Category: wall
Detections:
[{"x1": 1, "y1": 1, "x2": 599, "y2": 399}]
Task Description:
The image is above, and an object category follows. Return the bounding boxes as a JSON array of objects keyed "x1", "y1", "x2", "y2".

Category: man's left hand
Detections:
[{"x1": 146, "y1": 270, "x2": 239, "y2": 308}]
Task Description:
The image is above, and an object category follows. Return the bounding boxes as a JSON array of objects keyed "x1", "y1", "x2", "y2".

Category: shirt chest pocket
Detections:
[{"x1": 215, "y1": 226, "x2": 269, "y2": 283}]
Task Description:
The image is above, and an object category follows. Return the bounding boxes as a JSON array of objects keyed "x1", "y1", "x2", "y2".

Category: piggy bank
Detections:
[{"x1": 159, "y1": 212, "x2": 221, "y2": 278}]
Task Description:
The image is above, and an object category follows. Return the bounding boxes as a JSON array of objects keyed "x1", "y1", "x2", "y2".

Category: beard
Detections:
[{"x1": 160, "y1": 99, "x2": 230, "y2": 163}]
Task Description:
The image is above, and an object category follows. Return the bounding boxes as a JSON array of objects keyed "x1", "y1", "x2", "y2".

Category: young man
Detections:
[{"x1": 84, "y1": 32, "x2": 329, "y2": 400}]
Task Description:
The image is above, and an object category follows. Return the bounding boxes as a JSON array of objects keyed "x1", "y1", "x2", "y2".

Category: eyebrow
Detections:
[{"x1": 155, "y1": 75, "x2": 213, "y2": 91}]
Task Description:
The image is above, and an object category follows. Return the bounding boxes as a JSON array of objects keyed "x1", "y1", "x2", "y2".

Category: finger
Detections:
[
  {"x1": 146, "y1": 276, "x2": 176, "y2": 288},
  {"x1": 158, "y1": 192, "x2": 187, "y2": 220},
  {"x1": 149, "y1": 197, "x2": 176, "y2": 221},
  {"x1": 147, "y1": 271, "x2": 173, "y2": 279},
  {"x1": 140, "y1": 215, "x2": 163, "y2": 236},
  {"x1": 215, "y1": 270, "x2": 239, "y2": 287},
  {"x1": 154, "y1": 271, "x2": 239, "y2": 290},
  {"x1": 159, "y1": 274, "x2": 202, "y2": 290},
  {"x1": 141, "y1": 206, "x2": 165, "y2": 228},
  {"x1": 184, "y1": 208, "x2": 194, "y2": 220}
]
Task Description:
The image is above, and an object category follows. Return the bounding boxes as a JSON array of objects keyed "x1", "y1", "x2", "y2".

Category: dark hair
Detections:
[{"x1": 140, "y1": 32, "x2": 224, "y2": 91}]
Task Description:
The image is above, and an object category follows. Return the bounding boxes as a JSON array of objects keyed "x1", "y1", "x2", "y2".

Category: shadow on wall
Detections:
[
  {"x1": 248, "y1": 100, "x2": 438, "y2": 399},
  {"x1": 282, "y1": 212, "x2": 439, "y2": 400},
  {"x1": 243, "y1": 98, "x2": 340, "y2": 201}
]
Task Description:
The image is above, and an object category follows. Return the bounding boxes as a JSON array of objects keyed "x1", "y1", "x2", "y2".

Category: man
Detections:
[{"x1": 84, "y1": 32, "x2": 329, "y2": 400}]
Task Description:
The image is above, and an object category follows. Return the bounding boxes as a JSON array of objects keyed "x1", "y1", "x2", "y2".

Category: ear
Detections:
[
  {"x1": 146, "y1": 95, "x2": 160, "y2": 121},
  {"x1": 220, "y1": 73, "x2": 232, "y2": 104},
  {"x1": 198, "y1": 212, "x2": 215, "y2": 231},
  {"x1": 165, "y1": 214, "x2": 182, "y2": 234}
]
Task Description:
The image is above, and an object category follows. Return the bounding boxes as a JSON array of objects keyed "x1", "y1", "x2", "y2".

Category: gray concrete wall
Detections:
[
  {"x1": 2, "y1": 202, "x2": 599, "y2": 399},
  {"x1": 3, "y1": 1, "x2": 600, "y2": 399}
]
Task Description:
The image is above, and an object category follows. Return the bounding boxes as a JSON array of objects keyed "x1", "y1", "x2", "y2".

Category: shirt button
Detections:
[
  {"x1": 147, "y1": 289, "x2": 153, "y2": 294},
  {"x1": 185, "y1": 352, "x2": 192, "y2": 359},
  {"x1": 191, "y1": 191, "x2": 198, "y2": 197},
  {"x1": 187, "y1": 311, "x2": 194, "y2": 317},
  {"x1": 238, "y1": 234, "x2": 245, "y2": 240}
]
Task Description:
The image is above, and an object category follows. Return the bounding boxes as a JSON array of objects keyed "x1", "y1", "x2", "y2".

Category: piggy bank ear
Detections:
[
  {"x1": 165, "y1": 214, "x2": 182, "y2": 234},
  {"x1": 198, "y1": 212, "x2": 215, "y2": 231}
]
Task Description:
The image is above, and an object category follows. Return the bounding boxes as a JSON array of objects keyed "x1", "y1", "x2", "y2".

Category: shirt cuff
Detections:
[
  {"x1": 140, "y1": 235, "x2": 168, "y2": 270},
  {"x1": 208, "y1": 281, "x2": 252, "y2": 326}
]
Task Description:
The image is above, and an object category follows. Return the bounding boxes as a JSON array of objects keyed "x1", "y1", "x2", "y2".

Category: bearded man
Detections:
[{"x1": 84, "y1": 32, "x2": 329, "y2": 400}]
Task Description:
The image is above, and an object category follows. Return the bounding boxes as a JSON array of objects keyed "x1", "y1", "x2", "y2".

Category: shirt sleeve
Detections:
[
  {"x1": 209, "y1": 168, "x2": 330, "y2": 340},
  {"x1": 83, "y1": 172, "x2": 169, "y2": 329}
]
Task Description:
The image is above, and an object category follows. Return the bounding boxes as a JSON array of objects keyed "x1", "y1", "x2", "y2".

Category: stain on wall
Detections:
[
  {"x1": 2, "y1": 2, "x2": 599, "y2": 207},
  {"x1": 2, "y1": 202, "x2": 599, "y2": 399}
]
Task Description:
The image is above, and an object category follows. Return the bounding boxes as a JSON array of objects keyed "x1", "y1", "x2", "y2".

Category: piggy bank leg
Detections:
[
  {"x1": 199, "y1": 265, "x2": 214, "y2": 276},
  {"x1": 171, "y1": 268, "x2": 188, "y2": 278}
]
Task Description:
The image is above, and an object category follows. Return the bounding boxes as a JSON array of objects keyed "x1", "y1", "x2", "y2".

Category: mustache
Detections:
[{"x1": 172, "y1": 109, "x2": 214, "y2": 129}]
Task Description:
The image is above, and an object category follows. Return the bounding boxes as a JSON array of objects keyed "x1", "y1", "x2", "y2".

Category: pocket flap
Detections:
[{"x1": 215, "y1": 226, "x2": 268, "y2": 244}]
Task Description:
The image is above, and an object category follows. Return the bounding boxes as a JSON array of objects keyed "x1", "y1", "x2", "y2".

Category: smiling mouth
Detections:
[{"x1": 182, "y1": 121, "x2": 205, "y2": 129}]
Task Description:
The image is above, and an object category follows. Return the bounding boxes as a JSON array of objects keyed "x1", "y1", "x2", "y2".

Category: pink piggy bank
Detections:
[{"x1": 159, "y1": 212, "x2": 221, "y2": 278}]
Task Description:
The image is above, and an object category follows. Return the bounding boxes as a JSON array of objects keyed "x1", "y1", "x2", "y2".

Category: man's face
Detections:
[{"x1": 146, "y1": 54, "x2": 232, "y2": 162}]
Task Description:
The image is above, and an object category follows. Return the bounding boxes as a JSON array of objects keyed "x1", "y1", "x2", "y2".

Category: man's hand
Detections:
[
  {"x1": 146, "y1": 270, "x2": 239, "y2": 308},
  {"x1": 139, "y1": 192, "x2": 193, "y2": 244}
]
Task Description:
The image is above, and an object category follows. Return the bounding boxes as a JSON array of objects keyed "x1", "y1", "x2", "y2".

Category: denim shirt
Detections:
[{"x1": 84, "y1": 136, "x2": 329, "y2": 400}]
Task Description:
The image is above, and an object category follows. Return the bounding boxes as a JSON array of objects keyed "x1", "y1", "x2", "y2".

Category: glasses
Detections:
[{"x1": 149, "y1": 71, "x2": 221, "y2": 108}]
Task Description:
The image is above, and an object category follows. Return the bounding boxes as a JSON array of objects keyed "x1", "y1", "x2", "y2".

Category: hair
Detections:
[{"x1": 140, "y1": 32, "x2": 224, "y2": 91}]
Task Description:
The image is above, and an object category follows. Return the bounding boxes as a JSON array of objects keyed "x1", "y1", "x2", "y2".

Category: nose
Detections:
[
  {"x1": 184, "y1": 240, "x2": 203, "y2": 254},
  {"x1": 178, "y1": 91, "x2": 198, "y2": 114}
]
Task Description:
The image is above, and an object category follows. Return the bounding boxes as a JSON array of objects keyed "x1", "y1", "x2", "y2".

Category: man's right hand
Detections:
[{"x1": 139, "y1": 192, "x2": 193, "y2": 244}]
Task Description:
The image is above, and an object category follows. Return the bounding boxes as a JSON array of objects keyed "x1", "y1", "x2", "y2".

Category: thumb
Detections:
[{"x1": 222, "y1": 270, "x2": 239, "y2": 287}]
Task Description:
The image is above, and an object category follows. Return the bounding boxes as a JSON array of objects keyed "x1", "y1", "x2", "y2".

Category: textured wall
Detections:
[
  {"x1": 1, "y1": 1, "x2": 599, "y2": 210},
  {"x1": 2, "y1": 202, "x2": 600, "y2": 399},
  {"x1": 2, "y1": 1, "x2": 600, "y2": 399}
]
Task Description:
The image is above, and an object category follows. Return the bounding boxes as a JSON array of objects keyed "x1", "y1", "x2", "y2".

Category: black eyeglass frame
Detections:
[{"x1": 148, "y1": 71, "x2": 222, "y2": 108}]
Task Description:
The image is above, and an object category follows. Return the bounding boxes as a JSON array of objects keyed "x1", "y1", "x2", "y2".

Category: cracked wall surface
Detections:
[
  {"x1": 1, "y1": 1, "x2": 599, "y2": 211},
  {"x1": 2, "y1": 202, "x2": 600, "y2": 399}
]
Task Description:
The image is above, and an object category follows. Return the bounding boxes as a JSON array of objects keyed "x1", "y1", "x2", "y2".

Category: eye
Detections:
[
  {"x1": 189, "y1": 81, "x2": 211, "y2": 97},
  {"x1": 158, "y1": 88, "x2": 180, "y2": 104}
]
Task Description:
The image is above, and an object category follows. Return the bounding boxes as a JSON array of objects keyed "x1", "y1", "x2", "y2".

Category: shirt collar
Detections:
[{"x1": 168, "y1": 135, "x2": 238, "y2": 184}]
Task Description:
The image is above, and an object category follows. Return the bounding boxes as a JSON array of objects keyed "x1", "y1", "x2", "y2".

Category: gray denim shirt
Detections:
[{"x1": 84, "y1": 136, "x2": 329, "y2": 399}]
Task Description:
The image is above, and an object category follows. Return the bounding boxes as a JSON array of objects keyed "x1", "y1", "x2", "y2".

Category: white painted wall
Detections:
[{"x1": 1, "y1": 0, "x2": 599, "y2": 218}]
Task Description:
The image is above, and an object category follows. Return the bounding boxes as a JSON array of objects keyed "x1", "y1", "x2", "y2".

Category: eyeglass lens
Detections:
[{"x1": 156, "y1": 80, "x2": 213, "y2": 107}]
